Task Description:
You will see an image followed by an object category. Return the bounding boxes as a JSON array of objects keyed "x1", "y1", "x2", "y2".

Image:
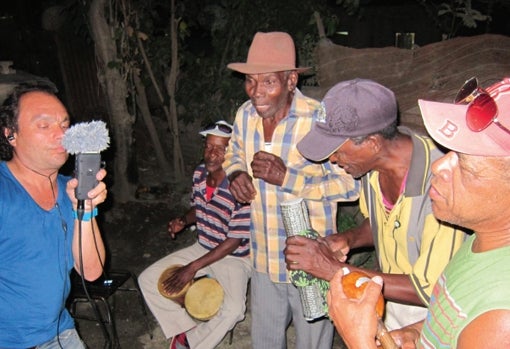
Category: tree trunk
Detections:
[
  {"x1": 165, "y1": 0, "x2": 185, "y2": 182},
  {"x1": 89, "y1": 0, "x2": 136, "y2": 202},
  {"x1": 133, "y1": 72, "x2": 172, "y2": 180}
]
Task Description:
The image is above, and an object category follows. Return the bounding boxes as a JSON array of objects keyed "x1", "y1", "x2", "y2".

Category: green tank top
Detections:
[{"x1": 420, "y1": 234, "x2": 510, "y2": 347}]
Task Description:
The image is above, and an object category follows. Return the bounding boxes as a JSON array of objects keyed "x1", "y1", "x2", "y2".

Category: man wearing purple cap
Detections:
[
  {"x1": 139, "y1": 121, "x2": 251, "y2": 349},
  {"x1": 225, "y1": 32, "x2": 359, "y2": 349},
  {"x1": 287, "y1": 78, "x2": 468, "y2": 331},
  {"x1": 326, "y1": 76, "x2": 510, "y2": 348}
]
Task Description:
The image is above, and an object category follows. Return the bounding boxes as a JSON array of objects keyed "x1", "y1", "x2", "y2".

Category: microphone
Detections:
[{"x1": 62, "y1": 120, "x2": 110, "y2": 220}]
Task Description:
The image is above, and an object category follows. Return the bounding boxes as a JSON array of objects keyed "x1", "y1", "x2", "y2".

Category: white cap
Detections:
[{"x1": 199, "y1": 120, "x2": 233, "y2": 138}]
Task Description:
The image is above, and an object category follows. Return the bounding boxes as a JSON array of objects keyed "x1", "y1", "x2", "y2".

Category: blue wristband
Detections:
[{"x1": 73, "y1": 207, "x2": 98, "y2": 221}]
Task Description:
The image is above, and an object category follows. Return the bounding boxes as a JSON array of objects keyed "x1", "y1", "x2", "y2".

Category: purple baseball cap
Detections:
[{"x1": 297, "y1": 79, "x2": 397, "y2": 161}]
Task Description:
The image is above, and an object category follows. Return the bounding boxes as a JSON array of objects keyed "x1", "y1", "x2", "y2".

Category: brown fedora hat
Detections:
[{"x1": 227, "y1": 32, "x2": 310, "y2": 74}]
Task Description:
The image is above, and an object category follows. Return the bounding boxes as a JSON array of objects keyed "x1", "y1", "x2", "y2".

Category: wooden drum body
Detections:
[
  {"x1": 158, "y1": 265, "x2": 192, "y2": 306},
  {"x1": 158, "y1": 265, "x2": 224, "y2": 321}
]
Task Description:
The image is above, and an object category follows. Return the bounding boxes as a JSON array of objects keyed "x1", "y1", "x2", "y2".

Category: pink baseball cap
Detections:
[{"x1": 419, "y1": 77, "x2": 510, "y2": 156}]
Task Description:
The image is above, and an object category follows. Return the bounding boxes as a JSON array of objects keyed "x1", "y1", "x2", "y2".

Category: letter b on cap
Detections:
[{"x1": 438, "y1": 120, "x2": 459, "y2": 139}]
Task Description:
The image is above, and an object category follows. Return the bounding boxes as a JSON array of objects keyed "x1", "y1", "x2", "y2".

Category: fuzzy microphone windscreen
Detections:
[{"x1": 62, "y1": 120, "x2": 110, "y2": 154}]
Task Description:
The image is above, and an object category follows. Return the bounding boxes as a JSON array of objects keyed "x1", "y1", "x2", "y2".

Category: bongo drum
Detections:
[
  {"x1": 158, "y1": 264, "x2": 192, "y2": 306},
  {"x1": 184, "y1": 277, "x2": 224, "y2": 321}
]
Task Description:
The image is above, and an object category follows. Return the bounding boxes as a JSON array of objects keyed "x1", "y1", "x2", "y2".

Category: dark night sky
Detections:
[{"x1": 0, "y1": 1, "x2": 509, "y2": 90}]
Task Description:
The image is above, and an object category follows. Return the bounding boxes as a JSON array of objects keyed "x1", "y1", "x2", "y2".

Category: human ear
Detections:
[
  {"x1": 3, "y1": 128, "x2": 15, "y2": 142},
  {"x1": 364, "y1": 135, "x2": 382, "y2": 154},
  {"x1": 287, "y1": 71, "x2": 298, "y2": 91}
]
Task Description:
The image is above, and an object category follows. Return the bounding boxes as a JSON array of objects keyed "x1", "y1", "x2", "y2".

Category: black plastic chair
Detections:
[{"x1": 67, "y1": 269, "x2": 151, "y2": 349}]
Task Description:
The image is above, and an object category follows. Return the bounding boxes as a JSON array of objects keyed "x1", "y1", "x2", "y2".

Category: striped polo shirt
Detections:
[{"x1": 192, "y1": 164, "x2": 250, "y2": 257}]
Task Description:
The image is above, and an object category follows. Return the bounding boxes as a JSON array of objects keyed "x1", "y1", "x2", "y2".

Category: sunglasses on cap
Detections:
[
  {"x1": 202, "y1": 123, "x2": 233, "y2": 134},
  {"x1": 454, "y1": 77, "x2": 510, "y2": 135}
]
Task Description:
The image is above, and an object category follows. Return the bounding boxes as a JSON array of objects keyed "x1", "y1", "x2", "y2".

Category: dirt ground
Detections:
[{"x1": 71, "y1": 196, "x2": 348, "y2": 349}]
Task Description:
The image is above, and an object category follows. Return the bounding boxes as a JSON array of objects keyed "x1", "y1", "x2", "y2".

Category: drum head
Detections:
[
  {"x1": 184, "y1": 277, "x2": 224, "y2": 321},
  {"x1": 158, "y1": 264, "x2": 192, "y2": 300}
]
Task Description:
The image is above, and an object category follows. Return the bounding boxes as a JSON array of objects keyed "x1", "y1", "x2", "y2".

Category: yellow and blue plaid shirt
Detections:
[{"x1": 224, "y1": 89, "x2": 360, "y2": 283}]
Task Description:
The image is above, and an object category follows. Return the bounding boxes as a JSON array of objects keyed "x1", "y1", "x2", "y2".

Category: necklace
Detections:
[{"x1": 14, "y1": 160, "x2": 67, "y2": 233}]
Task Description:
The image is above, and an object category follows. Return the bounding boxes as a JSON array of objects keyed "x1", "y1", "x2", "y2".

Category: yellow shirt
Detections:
[
  {"x1": 360, "y1": 128, "x2": 468, "y2": 304},
  {"x1": 224, "y1": 89, "x2": 360, "y2": 282}
]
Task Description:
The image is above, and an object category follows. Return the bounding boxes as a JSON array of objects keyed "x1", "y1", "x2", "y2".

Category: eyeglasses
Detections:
[
  {"x1": 203, "y1": 123, "x2": 233, "y2": 134},
  {"x1": 454, "y1": 77, "x2": 510, "y2": 135}
]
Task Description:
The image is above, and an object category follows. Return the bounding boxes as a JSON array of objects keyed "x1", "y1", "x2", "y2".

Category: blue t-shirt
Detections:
[{"x1": 0, "y1": 162, "x2": 76, "y2": 348}]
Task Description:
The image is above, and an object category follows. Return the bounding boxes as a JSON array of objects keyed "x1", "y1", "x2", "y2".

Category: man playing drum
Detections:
[{"x1": 139, "y1": 120, "x2": 251, "y2": 349}]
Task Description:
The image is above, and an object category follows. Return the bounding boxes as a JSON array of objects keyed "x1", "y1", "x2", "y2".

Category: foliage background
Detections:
[{"x1": 1, "y1": 0, "x2": 509, "y2": 194}]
